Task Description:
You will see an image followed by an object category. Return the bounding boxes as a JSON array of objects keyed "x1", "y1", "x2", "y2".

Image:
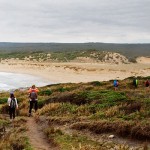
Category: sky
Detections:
[{"x1": 0, "y1": 0, "x2": 150, "y2": 43}]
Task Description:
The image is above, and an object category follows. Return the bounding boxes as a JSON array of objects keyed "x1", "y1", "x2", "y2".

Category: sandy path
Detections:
[{"x1": 26, "y1": 118, "x2": 51, "y2": 150}]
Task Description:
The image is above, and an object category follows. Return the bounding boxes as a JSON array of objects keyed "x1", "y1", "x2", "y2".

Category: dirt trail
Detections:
[{"x1": 26, "y1": 117, "x2": 52, "y2": 150}]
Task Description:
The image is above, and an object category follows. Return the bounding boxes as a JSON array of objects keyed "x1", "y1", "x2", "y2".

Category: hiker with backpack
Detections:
[
  {"x1": 133, "y1": 78, "x2": 138, "y2": 88},
  {"x1": 28, "y1": 85, "x2": 39, "y2": 117},
  {"x1": 7, "y1": 93, "x2": 18, "y2": 121},
  {"x1": 145, "y1": 79, "x2": 150, "y2": 87},
  {"x1": 113, "y1": 80, "x2": 119, "y2": 90}
]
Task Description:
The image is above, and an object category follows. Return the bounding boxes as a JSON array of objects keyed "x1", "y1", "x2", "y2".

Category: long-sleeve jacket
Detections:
[{"x1": 7, "y1": 97, "x2": 18, "y2": 108}]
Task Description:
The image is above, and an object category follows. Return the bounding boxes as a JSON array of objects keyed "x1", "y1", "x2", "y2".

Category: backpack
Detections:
[
  {"x1": 114, "y1": 80, "x2": 118, "y2": 87},
  {"x1": 10, "y1": 98, "x2": 16, "y2": 108},
  {"x1": 30, "y1": 91, "x2": 37, "y2": 101},
  {"x1": 133, "y1": 79, "x2": 138, "y2": 87},
  {"x1": 136, "y1": 79, "x2": 138, "y2": 85},
  {"x1": 133, "y1": 79, "x2": 137, "y2": 85},
  {"x1": 145, "y1": 80, "x2": 150, "y2": 87}
]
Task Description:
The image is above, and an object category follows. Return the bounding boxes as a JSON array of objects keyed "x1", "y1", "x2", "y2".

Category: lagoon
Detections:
[{"x1": 0, "y1": 72, "x2": 51, "y2": 91}]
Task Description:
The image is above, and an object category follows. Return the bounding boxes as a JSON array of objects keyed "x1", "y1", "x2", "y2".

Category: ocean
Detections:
[{"x1": 0, "y1": 72, "x2": 51, "y2": 91}]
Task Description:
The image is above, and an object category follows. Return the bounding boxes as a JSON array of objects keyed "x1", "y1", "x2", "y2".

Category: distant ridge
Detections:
[{"x1": 0, "y1": 42, "x2": 150, "y2": 58}]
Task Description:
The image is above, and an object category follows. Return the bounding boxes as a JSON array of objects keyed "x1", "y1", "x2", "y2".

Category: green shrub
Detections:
[
  {"x1": 39, "y1": 89, "x2": 52, "y2": 96},
  {"x1": 77, "y1": 90, "x2": 126, "y2": 104},
  {"x1": 90, "y1": 111, "x2": 105, "y2": 119},
  {"x1": 0, "y1": 98, "x2": 7, "y2": 104},
  {"x1": 60, "y1": 103, "x2": 78, "y2": 114},
  {"x1": 38, "y1": 99, "x2": 46, "y2": 108},
  {"x1": 58, "y1": 87, "x2": 68, "y2": 92},
  {"x1": 90, "y1": 81, "x2": 101, "y2": 86}
]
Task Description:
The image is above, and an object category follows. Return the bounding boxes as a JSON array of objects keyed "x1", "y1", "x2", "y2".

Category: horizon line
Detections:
[{"x1": 0, "y1": 41, "x2": 150, "y2": 44}]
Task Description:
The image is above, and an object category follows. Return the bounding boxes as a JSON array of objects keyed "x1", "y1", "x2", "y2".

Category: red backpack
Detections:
[{"x1": 145, "y1": 80, "x2": 150, "y2": 87}]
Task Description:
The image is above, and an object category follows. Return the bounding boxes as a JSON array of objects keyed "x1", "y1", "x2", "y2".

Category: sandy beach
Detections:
[{"x1": 0, "y1": 58, "x2": 150, "y2": 84}]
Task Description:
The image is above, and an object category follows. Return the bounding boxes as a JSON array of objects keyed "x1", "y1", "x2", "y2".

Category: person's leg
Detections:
[
  {"x1": 29, "y1": 101, "x2": 33, "y2": 116},
  {"x1": 12, "y1": 108, "x2": 16, "y2": 119},
  {"x1": 114, "y1": 86, "x2": 117, "y2": 91},
  {"x1": 9, "y1": 107, "x2": 12, "y2": 119},
  {"x1": 34, "y1": 101, "x2": 38, "y2": 112}
]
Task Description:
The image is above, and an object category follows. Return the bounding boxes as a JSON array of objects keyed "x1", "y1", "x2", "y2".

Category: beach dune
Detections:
[{"x1": 0, "y1": 59, "x2": 150, "y2": 83}]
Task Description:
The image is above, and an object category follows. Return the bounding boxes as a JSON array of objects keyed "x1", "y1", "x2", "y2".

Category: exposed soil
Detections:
[
  {"x1": 26, "y1": 117, "x2": 57, "y2": 150},
  {"x1": 40, "y1": 116, "x2": 150, "y2": 149},
  {"x1": 54, "y1": 123, "x2": 148, "y2": 149}
]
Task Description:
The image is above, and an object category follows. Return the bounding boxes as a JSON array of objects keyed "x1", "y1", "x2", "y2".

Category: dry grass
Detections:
[
  {"x1": 0, "y1": 77, "x2": 150, "y2": 149},
  {"x1": 71, "y1": 144, "x2": 100, "y2": 150},
  {"x1": 44, "y1": 127, "x2": 60, "y2": 147},
  {"x1": 37, "y1": 103, "x2": 61, "y2": 115},
  {"x1": 71, "y1": 120, "x2": 150, "y2": 140},
  {"x1": 0, "y1": 117, "x2": 31, "y2": 150},
  {"x1": 47, "y1": 116, "x2": 73, "y2": 125},
  {"x1": 119, "y1": 101, "x2": 141, "y2": 114},
  {"x1": 0, "y1": 104, "x2": 9, "y2": 114},
  {"x1": 105, "y1": 105, "x2": 119, "y2": 117}
]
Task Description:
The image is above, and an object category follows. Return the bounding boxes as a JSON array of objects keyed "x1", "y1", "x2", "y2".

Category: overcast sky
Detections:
[{"x1": 0, "y1": 0, "x2": 149, "y2": 43}]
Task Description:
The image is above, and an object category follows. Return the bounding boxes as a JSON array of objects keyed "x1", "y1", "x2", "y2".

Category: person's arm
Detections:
[
  {"x1": 15, "y1": 98, "x2": 18, "y2": 108},
  {"x1": 35, "y1": 88, "x2": 39, "y2": 93},
  {"x1": 28, "y1": 89, "x2": 31, "y2": 93},
  {"x1": 7, "y1": 98, "x2": 11, "y2": 106}
]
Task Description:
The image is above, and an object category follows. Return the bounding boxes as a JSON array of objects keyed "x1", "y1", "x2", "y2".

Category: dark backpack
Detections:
[
  {"x1": 133, "y1": 79, "x2": 136, "y2": 85},
  {"x1": 30, "y1": 92, "x2": 37, "y2": 101},
  {"x1": 145, "y1": 80, "x2": 150, "y2": 87},
  {"x1": 133, "y1": 79, "x2": 138, "y2": 88},
  {"x1": 10, "y1": 98, "x2": 16, "y2": 108}
]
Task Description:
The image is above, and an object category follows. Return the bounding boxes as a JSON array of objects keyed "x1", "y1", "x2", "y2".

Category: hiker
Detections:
[
  {"x1": 145, "y1": 79, "x2": 150, "y2": 87},
  {"x1": 113, "y1": 80, "x2": 118, "y2": 90},
  {"x1": 7, "y1": 93, "x2": 18, "y2": 121},
  {"x1": 28, "y1": 85, "x2": 39, "y2": 117},
  {"x1": 133, "y1": 78, "x2": 138, "y2": 88}
]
